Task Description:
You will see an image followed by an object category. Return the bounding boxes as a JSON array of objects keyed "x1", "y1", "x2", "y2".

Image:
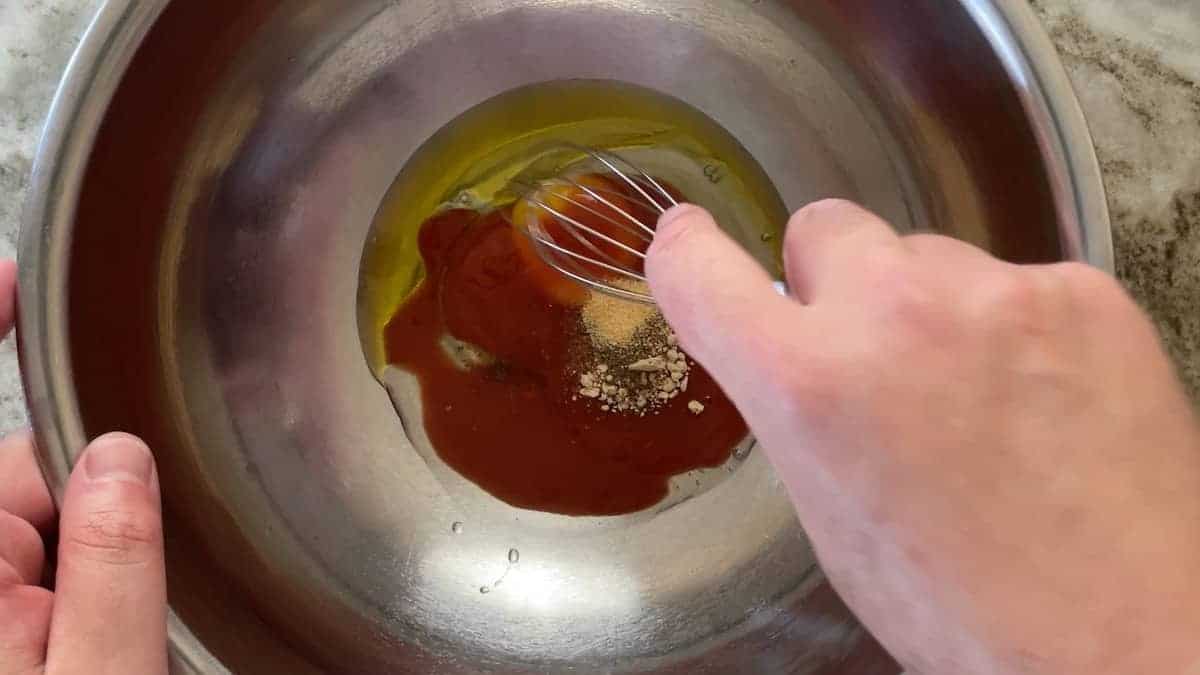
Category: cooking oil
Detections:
[{"x1": 359, "y1": 79, "x2": 788, "y2": 372}]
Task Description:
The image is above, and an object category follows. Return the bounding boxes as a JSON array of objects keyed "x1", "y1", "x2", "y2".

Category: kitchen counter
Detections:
[{"x1": 1, "y1": 0, "x2": 1198, "y2": 432}]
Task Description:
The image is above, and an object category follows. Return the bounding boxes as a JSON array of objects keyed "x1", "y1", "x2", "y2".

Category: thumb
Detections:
[
  {"x1": 46, "y1": 433, "x2": 167, "y2": 675},
  {"x1": 646, "y1": 204, "x2": 807, "y2": 405}
]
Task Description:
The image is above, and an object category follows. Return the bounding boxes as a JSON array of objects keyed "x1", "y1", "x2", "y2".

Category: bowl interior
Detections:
[{"x1": 58, "y1": 0, "x2": 1072, "y2": 672}]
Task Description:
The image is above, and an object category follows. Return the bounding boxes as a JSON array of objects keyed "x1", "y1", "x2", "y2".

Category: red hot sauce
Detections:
[{"x1": 383, "y1": 177, "x2": 747, "y2": 516}]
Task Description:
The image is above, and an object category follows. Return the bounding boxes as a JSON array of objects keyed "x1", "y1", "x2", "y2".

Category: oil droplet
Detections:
[
  {"x1": 760, "y1": 232, "x2": 774, "y2": 242},
  {"x1": 479, "y1": 585, "x2": 491, "y2": 594},
  {"x1": 508, "y1": 548, "x2": 520, "y2": 564},
  {"x1": 451, "y1": 521, "x2": 464, "y2": 534}
]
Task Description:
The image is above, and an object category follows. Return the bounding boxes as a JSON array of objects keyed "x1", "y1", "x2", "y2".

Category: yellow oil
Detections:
[{"x1": 359, "y1": 79, "x2": 788, "y2": 372}]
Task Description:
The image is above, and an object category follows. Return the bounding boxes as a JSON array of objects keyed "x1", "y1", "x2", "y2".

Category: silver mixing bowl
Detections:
[{"x1": 20, "y1": 1, "x2": 1111, "y2": 672}]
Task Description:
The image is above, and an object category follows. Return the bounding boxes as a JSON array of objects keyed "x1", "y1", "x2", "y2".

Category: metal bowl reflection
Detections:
[{"x1": 20, "y1": 0, "x2": 1109, "y2": 672}]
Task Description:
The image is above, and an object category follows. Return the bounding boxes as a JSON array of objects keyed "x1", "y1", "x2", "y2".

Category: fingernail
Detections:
[
  {"x1": 657, "y1": 204, "x2": 703, "y2": 232},
  {"x1": 84, "y1": 433, "x2": 153, "y2": 486}
]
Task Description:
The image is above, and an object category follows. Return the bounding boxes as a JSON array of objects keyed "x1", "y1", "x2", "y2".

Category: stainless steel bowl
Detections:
[{"x1": 20, "y1": 1, "x2": 1110, "y2": 673}]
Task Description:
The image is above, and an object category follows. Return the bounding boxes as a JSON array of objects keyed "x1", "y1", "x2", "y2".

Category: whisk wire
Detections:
[
  {"x1": 577, "y1": 147, "x2": 679, "y2": 213},
  {"x1": 514, "y1": 146, "x2": 786, "y2": 305},
  {"x1": 532, "y1": 233, "x2": 649, "y2": 284},
  {"x1": 564, "y1": 180, "x2": 663, "y2": 217},
  {"x1": 513, "y1": 176, "x2": 649, "y2": 264},
  {"x1": 520, "y1": 220, "x2": 653, "y2": 303},
  {"x1": 512, "y1": 146, "x2": 697, "y2": 305},
  {"x1": 530, "y1": 200, "x2": 649, "y2": 262},
  {"x1": 559, "y1": 177, "x2": 656, "y2": 240},
  {"x1": 521, "y1": 194, "x2": 626, "y2": 268}
]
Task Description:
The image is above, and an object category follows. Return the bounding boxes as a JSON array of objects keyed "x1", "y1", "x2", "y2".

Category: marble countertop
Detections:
[{"x1": 1, "y1": 0, "x2": 1198, "y2": 434}]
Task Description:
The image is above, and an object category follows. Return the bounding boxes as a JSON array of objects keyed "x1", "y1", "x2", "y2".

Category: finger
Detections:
[
  {"x1": 0, "y1": 431, "x2": 56, "y2": 532},
  {"x1": 46, "y1": 433, "x2": 167, "y2": 675},
  {"x1": 783, "y1": 199, "x2": 902, "y2": 304},
  {"x1": 646, "y1": 204, "x2": 813, "y2": 404},
  {"x1": 0, "y1": 583, "x2": 53, "y2": 674},
  {"x1": 0, "y1": 259, "x2": 16, "y2": 337},
  {"x1": 902, "y1": 232, "x2": 994, "y2": 262},
  {"x1": 0, "y1": 511, "x2": 44, "y2": 585}
]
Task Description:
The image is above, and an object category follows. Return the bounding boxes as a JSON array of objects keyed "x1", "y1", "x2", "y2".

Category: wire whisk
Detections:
[{"x1": 511, "y1": 146, "x2": 680, "y2": 304}]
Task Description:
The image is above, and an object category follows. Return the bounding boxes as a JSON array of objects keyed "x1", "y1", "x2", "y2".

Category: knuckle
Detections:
[
  {"x1": 1051, "y1": 263, "x2": 1155, "y2": 338},
  {"x1": 868, "y1": 257, "x2": 942, "y2": 336},
  {"x1": 982, "y1": 272, "x2": 1042, "y2": 312},
  {"x1": 1053, "y1": 260, "x2": 1111, "y2": 286},
  {"x1": 0, "y1": 511, "x2": 43, "y2": 584},
  {"x1": 0, "y1": 584, "x2": 52, "y2": 667},
  {"x1": 791, "y1": 198, "x2": 862, "y2": 225},
  {"x1": 1054, "y1": 262, "x2": 1128, "y2": 306},
  {"x1": 771, "y1": 351, "x2": 848, "y2": 425},
  {"x1": 0, "y1": 560, "x2": 21, "y2": 587},
  {"x1": 65, "y1": 506, "x2": 162, "y2": 566},
  {"x1": 903, "y1": 232, "x2": 968, "y2": 257},
  {"x1": 775, "y1": 376, "x2": 836, "y2": 429},
  {"x1": 787, "y1": 199, "x2": 876, "y2": 252},
  {"x1": 974, "y1": 272, "x2": 1051, "y2": 335}
]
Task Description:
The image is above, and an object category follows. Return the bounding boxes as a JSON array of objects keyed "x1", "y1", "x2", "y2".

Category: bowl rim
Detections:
[{"x1": 16, "y1": 1, "x2": 1111, "y2": 672}]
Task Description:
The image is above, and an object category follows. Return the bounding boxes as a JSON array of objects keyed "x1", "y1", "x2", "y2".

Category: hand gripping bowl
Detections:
[{"x1": 20, "y1": 1, "x2": 1110, "y2": 672}]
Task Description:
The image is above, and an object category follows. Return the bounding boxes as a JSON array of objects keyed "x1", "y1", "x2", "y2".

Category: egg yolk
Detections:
[{"x1": 511, "y1": 173, "x2": 657, "y2": 306}]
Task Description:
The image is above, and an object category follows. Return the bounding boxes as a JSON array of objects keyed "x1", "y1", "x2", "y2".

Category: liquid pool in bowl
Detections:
[{"x1": 360, "y1": 80, "x2": 789, "y2": 517}]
